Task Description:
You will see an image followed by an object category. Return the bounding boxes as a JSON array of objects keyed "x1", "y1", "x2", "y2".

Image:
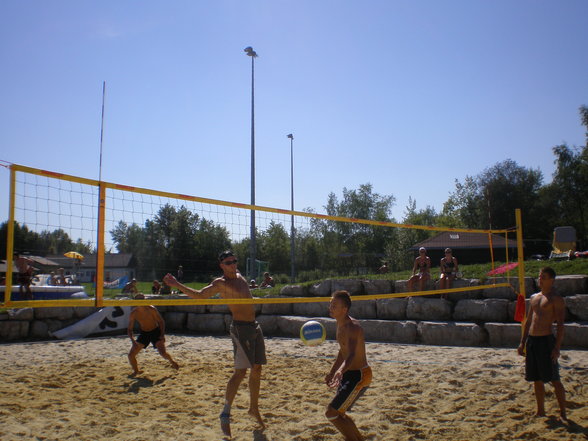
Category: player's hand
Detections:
[
  {"x1": 163, "y1": 273, "x2": 177, "y2": 286},
  {"x1": 551, "y1": 348, "x2": 560, "y2": 361},
  {"x1": 517, "y1": 344, "x2": 524, "y2": 356},
  {"x1": 327, "y1": 371, "x2": 341, "y2": 389}
]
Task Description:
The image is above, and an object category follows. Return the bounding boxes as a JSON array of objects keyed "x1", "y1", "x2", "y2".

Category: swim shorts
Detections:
[
  {"x1": 18, "y1": 273, "x2": 31, "y2": 285},
  {"x1": 137, "y1": 327, "x2": 162, "y2": 348},
  {"x1": 330, "y1": 366, "x2": 372, "y2": 413},
  {"x1": 525, "y1": 335, "x2": 560, "y2": 382},
  {"x1": 230, "y1": 320, "x2": 267, "y2": 369}
]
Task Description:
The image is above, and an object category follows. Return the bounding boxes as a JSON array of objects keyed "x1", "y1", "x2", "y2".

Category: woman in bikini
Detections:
[
  {"x1": 407, "y1": 247, "x2": 431, "y2": 292},
  {"x1": 439, "y1": 248, "x2": 459, "y2": 298}
]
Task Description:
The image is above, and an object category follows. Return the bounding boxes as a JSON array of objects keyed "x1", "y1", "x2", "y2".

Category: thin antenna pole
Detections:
[
  {"x1": 486, "y1": 188, "x2": 492, "y2": 230},
  {"x1": 99, "y1": 81, "x2": 106, "y2": 182}
]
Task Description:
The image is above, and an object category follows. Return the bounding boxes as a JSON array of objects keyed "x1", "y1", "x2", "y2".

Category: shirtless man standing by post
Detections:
[
  {"x1": 14, "y1": 253, "x2": 34, "y2": 300},
  {"x1": 325, "y1": 290, "x2": 372, "y2": 441},
  {"x1": 127, "y1": 293, "x2": 179, "y2": 376},
  {"x1": 164, "y1": 250, "x2": 266, "y2": 439},
  {"x1": 517, "y1": 267, "x2": 567, "y2": 422}
]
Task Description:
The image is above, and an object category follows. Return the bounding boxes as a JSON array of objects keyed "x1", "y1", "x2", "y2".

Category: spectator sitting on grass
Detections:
[{"x1": 259, "y1": 272, "x2": 275, "y2": 288}]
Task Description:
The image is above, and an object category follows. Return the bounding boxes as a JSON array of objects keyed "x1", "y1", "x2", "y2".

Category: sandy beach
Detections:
[{"x1": 0, "y1": 335, "x2": 586, "y2": 441}]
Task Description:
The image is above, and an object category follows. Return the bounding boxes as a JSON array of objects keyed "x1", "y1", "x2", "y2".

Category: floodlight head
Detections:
[
  {"x1": 244, "y1": 46, "x2": 258, "y2": 57},
  {"x1": 287, "y1": 134, "x2": 293, "y2": 139}
]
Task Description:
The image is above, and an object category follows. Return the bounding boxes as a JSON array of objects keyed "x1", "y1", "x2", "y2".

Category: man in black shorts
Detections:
[
  {"x1": 14, "y1": 253, "x2": 34, "y2": 300},
  {"x1": 518, "y1": 267, "x2": 567, "y2": 422},
  {"x1": 325, "y1": 290, "x2": 372, "y2": 440},
  {"x1": 127, "y1": 293, "x2": 179, "y2": 376}
]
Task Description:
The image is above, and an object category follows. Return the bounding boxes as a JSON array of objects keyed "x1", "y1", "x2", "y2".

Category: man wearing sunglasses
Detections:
[{"x1": 164, "y1": 250, "x2": 266, "y2": 439}]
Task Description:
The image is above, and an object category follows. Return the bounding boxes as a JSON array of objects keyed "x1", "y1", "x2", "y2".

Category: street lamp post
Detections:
[
  {"x1": 287, "y1": 133, "x2": 295, "y2": 283},
  {"x1": 244, "y1": 46, "x2": 258, "y2": 280}
]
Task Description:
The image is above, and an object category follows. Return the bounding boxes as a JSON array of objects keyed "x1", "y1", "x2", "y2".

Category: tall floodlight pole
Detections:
[
  {"x1": 287, "y1": 134, "x2": 295, "y2": 282},
  {"x1": 244, "y1": 46, "x2": 258, "y2": 280}
]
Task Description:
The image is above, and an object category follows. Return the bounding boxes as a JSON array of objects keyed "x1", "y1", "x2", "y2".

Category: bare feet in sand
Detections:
[
  {"x1": 170, "y1": 361, "x2": 179, "y2": 370},
  {"x1": 248, "y1": 408, "x2": 265, "y2": 429},
  {"x1": 130, "y1": 370, "x2": 144, "y2": 377}
]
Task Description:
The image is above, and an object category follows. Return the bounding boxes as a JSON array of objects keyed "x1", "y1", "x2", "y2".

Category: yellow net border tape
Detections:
[{"x1": 1, "y1": 283, "x2": 511, "y2": 308}]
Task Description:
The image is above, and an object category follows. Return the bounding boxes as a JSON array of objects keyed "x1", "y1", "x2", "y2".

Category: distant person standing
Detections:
[
  {"x1": 517, "y1": 267, "x2": 567, "y2": 422},
  {"x1": 14, "y1": 253, "x2": 33, "y2": 300},
  {"x1": 176, "y1": 265, "x2": 184, "y2": 283}
]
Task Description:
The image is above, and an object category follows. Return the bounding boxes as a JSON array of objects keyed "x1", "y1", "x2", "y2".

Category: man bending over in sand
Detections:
[
  {"x1": 517, "y1": 267, "x2": 567, "y2": 422},
  {"x1": 127, "y1": 293, "x2": 179, "y2": 376},
  {"x1": 325, "y1": 290, "x2": 372, "y2": 441},
  {"x1": 164, "y1": 250, "x2": 266, "y2": 440}
]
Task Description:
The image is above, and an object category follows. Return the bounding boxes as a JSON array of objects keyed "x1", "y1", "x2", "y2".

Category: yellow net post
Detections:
[
  {"x1": 4, "y1": 165, "x2": 18, "y2": 307},
  {"x1": 488, "y1": 232, "x2": 495, "y2": 275},
  {"x1": 95, "y1": 183, "x2": 106, "y2": 307},
  {"x1": 515, "y1": 209, "x2": 526, "y2": 298},
  {"x1": 504, "y1": 231, "x2": 510, "y2": 282}
]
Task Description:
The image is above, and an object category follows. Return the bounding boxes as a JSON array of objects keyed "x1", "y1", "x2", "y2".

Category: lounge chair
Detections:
[{"x1": 549, "y1": 226, "x2": 576, "y2": 260}]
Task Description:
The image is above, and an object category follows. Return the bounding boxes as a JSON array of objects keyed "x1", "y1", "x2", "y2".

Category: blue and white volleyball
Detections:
[{"x1": 300, "y1": 320, "x2": 326, "y2": 346}]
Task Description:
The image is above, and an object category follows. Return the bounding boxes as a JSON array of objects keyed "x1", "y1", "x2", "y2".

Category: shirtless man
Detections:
[
  {"x1": 517, "y1": 267, "x2": 567, "y2": 422},
  {"x1": 127, "y1": 293, "x2": 179, "y2": 376},
  {"x1": 325, "y1": 290, "x2": 372, "y2": 441},
  {"x1": 14, "y1": 253, "x2": 33, "y2": 300},
  {"x1": 164, "y1": 250, "x2": 266, "y2": 439}
]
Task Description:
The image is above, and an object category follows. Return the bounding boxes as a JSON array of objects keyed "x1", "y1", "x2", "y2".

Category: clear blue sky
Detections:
[{"x1": 1, "y1": 1, "x2": 587, "y2": 227}]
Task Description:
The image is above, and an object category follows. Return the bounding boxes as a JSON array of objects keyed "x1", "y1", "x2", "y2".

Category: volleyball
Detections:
[{"x1": 300, "y1": 320, "x2": 326, "y2": 346}]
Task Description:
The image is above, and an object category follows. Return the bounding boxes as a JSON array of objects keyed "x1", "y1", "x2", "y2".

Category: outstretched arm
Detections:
[{"x1": 163, "y1": 273, "x2": 219, "y2": 299}]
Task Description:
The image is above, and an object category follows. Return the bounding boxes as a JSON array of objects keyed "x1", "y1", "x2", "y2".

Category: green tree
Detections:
[
  {"x1": 385, "y1": 198, "x2": 438, "y2": 271},
  {"x1": 323, "y1": 183, "x2": 396, "y2": 272},
  {"x1": 109, "y1": 204, "x2": 231, "y2": 281},
  {"x1": 535, "y1": 106, "x2": 588, "y2": 249},
  {"x1": 258, "y1": 221, "x2": 291, "y2": 274},
  {"x1": 443, "y1": 159, "x2": 544, "y2": 238},
  {"x1": 0, "y1": 221, "x2": 91, "y2": 259}
]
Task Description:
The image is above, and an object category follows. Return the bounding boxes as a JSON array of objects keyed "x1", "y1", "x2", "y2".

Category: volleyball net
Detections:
[{"x1": 2, "y1": 164, "x2": 524, "y2": 308}]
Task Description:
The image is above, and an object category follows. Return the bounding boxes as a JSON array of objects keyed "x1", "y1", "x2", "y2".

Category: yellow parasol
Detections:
[{"x1": 64, "y1": 251, "x2": 84, "y2": 260}]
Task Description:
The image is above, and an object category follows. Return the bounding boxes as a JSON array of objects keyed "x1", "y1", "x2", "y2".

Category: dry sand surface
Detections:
[{"x1": 0, "y1": 335, "x2": 586, "y2": 441}]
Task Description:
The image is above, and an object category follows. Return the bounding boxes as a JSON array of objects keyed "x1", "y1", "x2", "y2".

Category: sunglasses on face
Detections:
[{"x1": 222, "y1": 259, "x2": 238, "y2": 265}]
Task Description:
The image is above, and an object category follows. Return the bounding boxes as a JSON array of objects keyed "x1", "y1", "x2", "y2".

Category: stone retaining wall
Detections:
[{"x1": 1, "y1": 277, "x2": 587, "y2": 349}]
